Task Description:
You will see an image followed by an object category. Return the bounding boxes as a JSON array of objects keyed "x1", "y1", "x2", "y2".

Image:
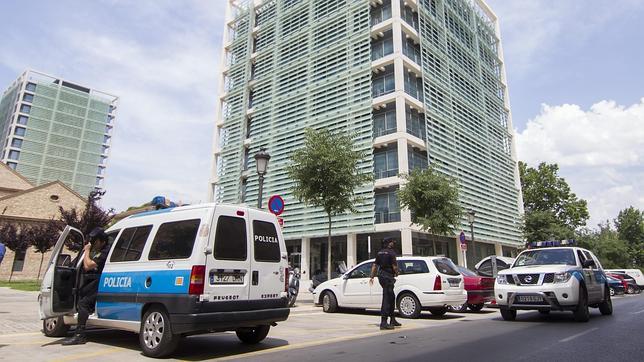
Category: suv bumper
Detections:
[
  {"x1": 171, "y1": 307, "x2": 290, "y2": 334},
  {"x1": 495, "y1": 281, "x2": 579, "y2": 311}
]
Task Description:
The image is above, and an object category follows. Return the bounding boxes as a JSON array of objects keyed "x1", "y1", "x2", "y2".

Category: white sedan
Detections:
[{"x1": 313, "y1": 256, "x2": 467, "y2": 318}]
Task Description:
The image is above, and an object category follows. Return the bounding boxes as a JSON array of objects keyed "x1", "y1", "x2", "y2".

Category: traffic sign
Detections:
[
  {"x1": 268, "y1": 195, "x2": 285, "y2": 215},
  {"x1": 460, "y1": 243, "x2": 467, "y2": 251},
  {"x1": 459, "y1": 231, "x2": 466, "y2": 244}
]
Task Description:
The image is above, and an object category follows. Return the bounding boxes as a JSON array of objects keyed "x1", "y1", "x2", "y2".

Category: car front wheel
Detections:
[
  {"x1": 599, "y1": 287, "x2": 613, "y2": 316},
  {"x1": 42, "y1": 316, "x2": 69, "y2": 337},
  {"x1": 322, "y1": 291, "x2": 338, "y2": 313},
  {"x1": 500, "y1": 308, "x2": 516, "y2": 321},
  {"x1": 573, "y1": 289, "x2": 590, "y2": 322}
]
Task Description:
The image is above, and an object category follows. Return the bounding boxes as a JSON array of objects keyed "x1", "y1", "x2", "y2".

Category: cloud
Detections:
[{"x1": 516, "y1": 98, "x2": 644, "y2": 228}]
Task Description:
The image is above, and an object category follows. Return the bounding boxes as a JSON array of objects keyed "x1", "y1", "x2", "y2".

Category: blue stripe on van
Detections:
[
  {"x1": 96, "y1": 301, "x2": 142, "y2": 321},
  {"x1": 99, "y1": 270, "x2": 192, "y2": 294}
]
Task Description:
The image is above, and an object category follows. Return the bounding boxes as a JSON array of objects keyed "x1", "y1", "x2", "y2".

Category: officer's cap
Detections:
[{"x1": 89, "y1": 227, "x2": 108, "y2": 242}]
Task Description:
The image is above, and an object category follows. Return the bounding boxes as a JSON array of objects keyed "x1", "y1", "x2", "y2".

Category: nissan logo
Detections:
[{"x1": 524, "y1": 275, "x2": 533, "y2": 283}]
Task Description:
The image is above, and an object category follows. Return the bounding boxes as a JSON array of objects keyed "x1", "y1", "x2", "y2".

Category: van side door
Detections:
[{"x1": 249, "y1": 214, "x2": 287, "y2": 304}]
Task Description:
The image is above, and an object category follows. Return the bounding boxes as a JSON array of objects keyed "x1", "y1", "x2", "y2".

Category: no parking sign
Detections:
[{"x1": 268, "y1": 195, "x2": 285, "y2": 216}]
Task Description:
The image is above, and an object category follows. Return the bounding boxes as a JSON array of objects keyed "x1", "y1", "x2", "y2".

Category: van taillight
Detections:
[
  {"x1": 189, "y1": 265, "x2": 206, "y2": 295},
  {"x1": 434, "y1": 275, "x2": 442, "y2": 291},
  {"x1": 284, "y1": 267, "x2": 289, "y2": 292}
]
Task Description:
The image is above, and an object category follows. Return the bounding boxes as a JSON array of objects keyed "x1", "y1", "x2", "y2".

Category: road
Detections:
[{"x1": 0, "y1": 287, "x2": 642, "y2": 361}]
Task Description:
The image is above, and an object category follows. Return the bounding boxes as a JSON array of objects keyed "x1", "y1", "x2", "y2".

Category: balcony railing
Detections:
[
  {"x1": 375, "y1": 211, "x2": 401, "y2": 224},
  {"x1": 406, "y1": 126, "x2": 426, "y2": 140},
  {"x1": 374, "y1": 169, "x2": 398, "y2": 179},
  {"x1": 403, "y1": 43, "x2": 422, "y2": 65},
  {"x1": 373, "y1": 127, "x2": 397, "y2": 138}
]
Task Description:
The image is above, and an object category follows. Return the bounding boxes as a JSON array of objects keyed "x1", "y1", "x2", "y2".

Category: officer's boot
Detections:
[
  {"x1": 379, "y1": 316, "x2": 394, "y2": 330},
  {"x1": 390, "y1": 316, "x2": 402, "y2": 327},
  {"x1": 62, "y1": 325, "x2": 87, "y2": 345}
]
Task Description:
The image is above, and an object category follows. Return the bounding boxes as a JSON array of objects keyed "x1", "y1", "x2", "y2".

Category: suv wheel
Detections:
[
  {"x1": 139, "y1": 306, "x2": 180, "y2": 358},
  {"x1": 573, "y1": 289, "x2": 590, "y2": 322},
  {"x1": 236, "y1": 325, "x2": 270, "y2": 344},
  {"x1": 322, "y1": 291, "x2": 338, "y2": 313},
  {"x1": 500, "y1": 308, "x2": 516, "y2": 321},
  {"x1": 397, "y1": 292, "x2": 421, "y2": 319},
  {"x1": 42, "y1": 316, "x2": 69, "y2": 337},
  {"x1": 609, "y1": 287, "x2": 615, "y2": 297},
  {"x1": 599, "y1": 287, "x2": 613, "y2": 316}
]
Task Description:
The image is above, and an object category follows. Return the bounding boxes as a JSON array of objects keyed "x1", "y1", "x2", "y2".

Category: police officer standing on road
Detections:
[
  {"x1": 62, "y1": 228, "x2": 110, "y2": 346},
  {"x1": 369, "y1": 237, "x2": 401, "y2": 330}
]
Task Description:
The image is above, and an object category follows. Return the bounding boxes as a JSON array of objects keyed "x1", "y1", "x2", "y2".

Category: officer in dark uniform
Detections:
[
  {"x1": 369, "y1": 237, "x2": 401, "y2": 330},
  {"x1": 63, "y1": 227, "x2": 110, "y2": 346}
]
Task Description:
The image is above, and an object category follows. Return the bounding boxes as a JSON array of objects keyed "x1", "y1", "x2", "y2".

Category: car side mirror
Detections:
[{"x1": 582, "y1": 259, "x2": 595, "y2": 268}]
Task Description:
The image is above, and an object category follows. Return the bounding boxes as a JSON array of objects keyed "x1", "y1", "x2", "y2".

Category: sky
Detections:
[{"x1": 0, "y1": 0, "x2": 642, "y2": 229}]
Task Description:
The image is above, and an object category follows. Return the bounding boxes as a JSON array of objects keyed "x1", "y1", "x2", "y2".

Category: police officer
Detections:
[
  {"x1": 62, "y1": 227, "x2": 110, "y2": 346},
  {"x1": 369, "y1": 237, "x2": 401, "y2": 330}
]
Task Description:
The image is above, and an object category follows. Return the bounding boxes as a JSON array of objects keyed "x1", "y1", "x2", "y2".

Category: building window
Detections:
[
  {"x1": 103, "y1": 135, "x2": 110, "y2": 144},
  {"x1": 106, "y1": 115, "x2": 114, "y2": 123},
  {"x1": 408, "y1": 146, "x2": 428, "y2": 171},
  {"x1": 401, "y1": 1, "x2": 419, "y2": 31},
  {"x1": 95, "y1": 177, "x2": 102, "y2": 186},
  {"x1": 14, "y1": 127, "x2": 26, "y2": 137},
  {"x1": 243, "y1": 148, "x2": 250, "y2": 171},
  {"x1": 402, "y1": 35, "x2": 421, "y2": 65},
  {"x1": 6, "y1": 162, "x2": 18, "y2": 170},
  {"x1": 22, "y1": 93, "x2": 34, "y2": 103},
  {"x1": 25, "y1": 82, "x2": 36, "y2": 92},
  {"x1": 406, "y1": 106, "x2": 426, "y2": 140},
  {"x1": 373, "y1": 145, "x2": 398, "y2": 179},
  {"x1": 109, "y1": 105, "x2": 115, "y2": 113},
  {"x1": 8, "y1": 150, "x2": 20, "y2": 160},
  {"x1": 372, "y1": 65, "x2": 395, "y2": 98},
  {"x1": 373, "y1": 107, "x2": 397, "y2": 137},
  {"x1": 374, "y1": 187, "x2": 400, "y2": 224},
  {"x1": 404, "y1": 70, "x2": 423, "y2": 101},
  {"x1": 241, "y1": 177, "x2": 248, "y2": 202},
  {"x1": 102, "y1": 145, "x2": 109, "y2": 154},
  {"x1": 20, "y1": 104, "x2": 31, "y2": 114},
  {"x1": 370, "y1": 0, "x2": 392, "y2": 26},
  {"x1": 17, "y1": 115, "x2": 28, "y2": 125},
  {"x1": 12, "y1": 249, "x2": 27, "y2": 272},
  {"x1": 11, "y1": 138, "x2": 23, "y2": 148},
  {"x1": 371, "y1": 30, "x2": 394, "y2": 61}
]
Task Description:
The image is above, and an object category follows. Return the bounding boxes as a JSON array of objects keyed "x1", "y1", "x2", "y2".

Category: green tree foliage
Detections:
[
  {"x1": 614, "y1": 206, "x2": 644, "y2": 266},
  {"x1": 30, "y1": 220, "x2": 62, "y2": 280},
  {"x1": 577, "y1": 222, "x2": 631, "y2": 269},
  {"x1": 58, "y1": 190, "x2": 114, "y2": 251},
  {"x1": 519, "y1": 162, "x2": 589, "y2": 241},
  {"x1": 398, "y1": 167, "x2": 461, "y2": 236},
  {"x1": 288, "y1": 128, "x2": 371, "y2": 279}
]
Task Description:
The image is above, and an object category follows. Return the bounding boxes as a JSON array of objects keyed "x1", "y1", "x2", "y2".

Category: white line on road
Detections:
[
  {"x1": 632, "y1": 309, "x2": 644, "y2": 314},
  {"x1": 559, "y1": 327, "x2": 598, "y2": 343}
]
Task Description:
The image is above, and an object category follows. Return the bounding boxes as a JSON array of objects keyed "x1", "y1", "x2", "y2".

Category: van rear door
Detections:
[
  {"x1": 204, "y1": 205, "x2": 251, "y2": 303},
  {"x1": 249, "y1": 213, "x2": 287, "y2": 302}
]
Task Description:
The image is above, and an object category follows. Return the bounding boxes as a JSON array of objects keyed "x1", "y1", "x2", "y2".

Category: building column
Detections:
[
  {"x1": 401, "y1": 228, "x2": 413, "y2": 256},
  {"x1": 301, "y1": 237, "x2": 310, "y2": 282},
  {"x1": 495, "y1": 242, "x2": 503, "y2": 256},
  {"x1": 347, "y1": 233, "x2": 357, "y2": 269}
]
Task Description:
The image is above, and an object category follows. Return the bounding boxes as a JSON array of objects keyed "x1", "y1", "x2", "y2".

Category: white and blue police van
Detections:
[{"x1": 38, "y1": 203, "x2": 290, "y2": 357}]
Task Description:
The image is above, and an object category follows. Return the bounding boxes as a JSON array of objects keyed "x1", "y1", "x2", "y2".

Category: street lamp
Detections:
[
  {"x1": 467, "y1": 209, "x2": 476, "y2": 265},
  {"x1": 254, "y1": 147, "x2": 270, "y2": 208}
]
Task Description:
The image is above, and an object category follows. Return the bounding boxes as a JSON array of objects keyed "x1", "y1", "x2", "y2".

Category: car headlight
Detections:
[
  {"x1": 497, "y1": 275, "x2": 508, "y2": 285},
  {"x1": 554, "y1": 272, "x2": 572, "y2": 283}
]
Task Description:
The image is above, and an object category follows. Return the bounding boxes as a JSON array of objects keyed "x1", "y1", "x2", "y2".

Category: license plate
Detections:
[
  {"x1": 448, "y1": 278, "x2": 461, "y2": 287},
  {"x1": 516, "y1": 295, "x2": 543, "y2": 303},
  {"x1": 211, "y1": 272, "x2": 244, "y2": 285}
]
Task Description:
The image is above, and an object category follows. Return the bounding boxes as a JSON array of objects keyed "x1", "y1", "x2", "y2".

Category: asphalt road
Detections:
[{"x1": 236, "y1": 295, "x2": 644, "y2": 362}]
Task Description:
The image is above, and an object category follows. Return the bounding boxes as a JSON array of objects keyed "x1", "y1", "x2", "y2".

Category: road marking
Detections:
[
  {"x1": 632, "y1": 309, "x2": 644, "y2": 314},
  {"x1": 0, "y1": 332, "x2": 41, "y2": 338},
  {"x1": 51, "y1": 347, "x2": 125, "y2": 362},
  {"x1": 559, "y1": 328, "x2": 598, "y2": 343}
]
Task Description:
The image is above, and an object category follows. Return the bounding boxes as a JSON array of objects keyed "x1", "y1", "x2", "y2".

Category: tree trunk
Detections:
[
  {"x1": 37, "y1": 253, "x2": 44, "y2": 280},
  {"x1": 327, "y1": 212, "x2": 332, "y2": 281}
]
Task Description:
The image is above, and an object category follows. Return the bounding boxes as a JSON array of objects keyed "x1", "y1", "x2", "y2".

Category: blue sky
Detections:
[{"x1": 0, "y1": 0, "x2": 642, "y2": 229}]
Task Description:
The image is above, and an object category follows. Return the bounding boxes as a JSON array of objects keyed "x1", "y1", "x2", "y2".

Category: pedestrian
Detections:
[
  {"x1": 369, "y1": 237, "x2": 401, "y2": 330},
  {"x1": 62, "y1": 227, "x2": 110, "y2": 346},
  {"x1": 0, "y1": 242, "x2": 5, "y2": 265}
]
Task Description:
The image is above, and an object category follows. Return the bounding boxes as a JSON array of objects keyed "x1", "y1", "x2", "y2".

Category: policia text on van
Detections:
[{"x1": 38, "y1": 204, "x2": 291, "y2": 358}]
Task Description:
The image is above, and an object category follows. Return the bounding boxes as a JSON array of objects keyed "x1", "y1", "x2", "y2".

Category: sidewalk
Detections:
[{"x1": 0, "y1": 287, "x2": 41, "y2": 334}]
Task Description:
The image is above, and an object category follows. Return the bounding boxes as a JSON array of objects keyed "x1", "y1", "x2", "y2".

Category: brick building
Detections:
[{"x1": 0, "y1": 162, "x2": 85, "y2": 281}]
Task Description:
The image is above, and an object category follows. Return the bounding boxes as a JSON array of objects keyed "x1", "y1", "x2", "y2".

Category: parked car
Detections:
[
  {"x1": 606, "y1": 275, "x2": 626, "y2": 296},
  {"x1": 605, "y1": 269, "x2": 644, "y2": 288},
  {"x1": 448, "y1": 266, "x2": 495, "y2": 312},
  {"x1": 313, "y1": 256, "x2": 467, "y2": 318},
  {"x1": 607, "y1": 273, "x2": 641, "y2": 294},
  {"x1": 475, "y1": 256, "x2": 515, "y2": 277}
]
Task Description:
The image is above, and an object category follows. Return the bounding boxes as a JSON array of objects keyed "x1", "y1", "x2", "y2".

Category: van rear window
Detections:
[
  {"x1": 433, "y1": 258, "x2": 460, "y2": 276},
  {"x1": 253, "y1": 220, "x2": 280, "y2": 262},
  {"x1": 214, "y1": 216, "x2": 247, "y2": 261},
  {"x1": 148, "y1": 219, "x2": 201, "y2": 260}
]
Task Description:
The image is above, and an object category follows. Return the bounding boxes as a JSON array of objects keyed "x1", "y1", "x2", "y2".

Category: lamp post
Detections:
[
  {"x1": 467, "y1": 209, "x2": 476, "y2": 266},
  {"x1": 254, "y1": 147, "x2": 270, "y2": 208}
]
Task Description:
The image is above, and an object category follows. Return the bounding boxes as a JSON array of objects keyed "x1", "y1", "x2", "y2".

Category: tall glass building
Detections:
[
  {"x1": 211, "y1": 0, "x2": 524, "y2": 279},
  {"x1": 0, "y1": 70, "x2": 117, "y2": 197}
]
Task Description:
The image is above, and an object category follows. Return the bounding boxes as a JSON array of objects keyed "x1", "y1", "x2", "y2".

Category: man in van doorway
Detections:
[
  {"x1": 62, "y1": 228, "x2": 110, "y2": 346},
  {"x1": 369, "y1": 237, "x2": 401, "y2": 330}
]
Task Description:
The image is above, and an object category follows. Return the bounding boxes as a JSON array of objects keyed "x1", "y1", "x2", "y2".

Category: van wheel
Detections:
[
  {"x1": 322, "y1": 291, "x2": 338, "y2": 313},
  {"x1": 43, "y1": 316, "x2": 69, "y2": 337},
  {"x1": 573, "y1": 289, "x2": 590, "y2": 322},
  {"x1": 428, "y1": 307, "x2": 447, "y2": 316},
  {"x1": 599, "y1": 287, "x2": 613, "y2": 316},
  {"x1": 500, "y1": 308, "x2": 517, "y2": 321},
  {"x1": 236, "y1": 325, "x2": 270, "y2": 344},
  {"x1": 397, "y1": 292, "x2": 421, "y2": 319},
  {"x1": 139, "y1": 307, "x2": 180, "y2": 358}
]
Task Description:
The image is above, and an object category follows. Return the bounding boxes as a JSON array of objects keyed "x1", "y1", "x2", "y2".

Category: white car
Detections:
[
  {"x1": 475, "y1": 256, "x2": 515, "y2": 277},
  {"x1": 313, "y1": 256, "x2": 467, "y2": 318},
  {"x1": 495, "y1": 247, "x2": 613, "y2": 322},
  {"x1": 605, "y1": 269, "x2": 644, "y2": 287}
]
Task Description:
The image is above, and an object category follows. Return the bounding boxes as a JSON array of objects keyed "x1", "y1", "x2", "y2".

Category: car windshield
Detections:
[
  {"x1": 514, "y1": 249, "x2": 576, "y2": 267},
  {"x1": 456, "y1": 266, "x2": 477, "y2": 277}
]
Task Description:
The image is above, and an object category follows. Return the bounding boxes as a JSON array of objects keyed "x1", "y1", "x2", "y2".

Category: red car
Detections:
[{"x1": 449, "y1": 266, "x2": 495, "y2": 312}]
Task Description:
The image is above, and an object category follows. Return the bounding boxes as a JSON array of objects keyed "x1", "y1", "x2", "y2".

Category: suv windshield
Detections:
[{"x1": 514, "y1": 249, "x2": 576, "y2": 267}]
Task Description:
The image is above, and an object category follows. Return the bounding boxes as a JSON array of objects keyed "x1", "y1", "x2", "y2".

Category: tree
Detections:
[
  {"x1": 0, "y1": 223, "x2": 31, "y2": 282},
  {"x1": 30, "y1": 220, "x2": 62, "y2": 280},
  {"x1": 519, "y1": 161, "x2": 589, "y2": 242},
  {"x1": 58, "y1": 190, "x2": 114, "y2": 251},
  {"x1": 614, "y1": 207, "x2": 644, "y2": 267},
  {"x1": 288, "y1": 128, "x2": 372, "y2": 280},
  {"x1": 577, "y1": 222, "x2": 631, "y2": 269},
  {"x1": 397, "y1": 167, "x2": 461, "y2": 236}
]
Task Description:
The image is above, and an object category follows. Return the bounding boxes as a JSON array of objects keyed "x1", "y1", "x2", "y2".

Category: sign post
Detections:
[
  {"x1": 268, "y1": 195, "x2": 285, "y2": 228},
  {"x1": 459, "y1": 231, "x2": 467, "y2": 268}
]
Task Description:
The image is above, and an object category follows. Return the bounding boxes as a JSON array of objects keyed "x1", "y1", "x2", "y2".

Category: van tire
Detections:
[
  {"x1": 43, "y1": 316, "x2": 69, "y2": 337},
  {"x1": 322, "y1": 291, "x2": 338, "y2": 313},
  {"x1": 139, "y1": 306, "x2": 180, "y2": 358},
  {"x1": 236, "y1": 325, "x2": 270, "y2": 344},
  {"x1": 397, "y1": 292, "x2": 421, "y2": 319}
]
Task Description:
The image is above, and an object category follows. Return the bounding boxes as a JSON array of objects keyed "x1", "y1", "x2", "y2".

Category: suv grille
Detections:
[
  {"x1": 518, "y1": 274, "x2": 540, "y2": 285},
  {"x1": 507, "y1": 275, "x2": 515, "y2": 284},
  {"x1": 543, "y1": 273, "x2": 555, "y2": 283}
]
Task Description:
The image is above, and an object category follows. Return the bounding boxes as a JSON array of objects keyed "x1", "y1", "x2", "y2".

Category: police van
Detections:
[{"x1": 38, "y1": 203, "x2": 290, "y2": 357}]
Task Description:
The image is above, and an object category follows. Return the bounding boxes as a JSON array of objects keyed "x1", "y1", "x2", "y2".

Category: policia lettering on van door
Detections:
[
  {"x1": 62, "y1": 228, "x2": 110, "y2": 346},
  {"x1": 369, "y1": 237, "x2": 402, "y2": 330}
]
